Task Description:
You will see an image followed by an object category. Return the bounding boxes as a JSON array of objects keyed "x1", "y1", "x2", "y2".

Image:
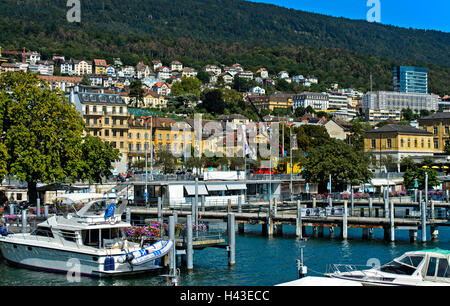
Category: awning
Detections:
[
  {"x1": 226, "y1": 184, "x2": 247, "y2": 190},
  {"x1": 206, "y1": 184, "x2": 228, "y2": 191},
  {"x1": 184, "y1": 184, "x2": 209, "y2": 196}
]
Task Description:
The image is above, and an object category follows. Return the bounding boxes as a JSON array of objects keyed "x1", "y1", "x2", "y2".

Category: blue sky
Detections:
[{"x1": 249, "y1": 0, "x2": 449, "y2": 33}]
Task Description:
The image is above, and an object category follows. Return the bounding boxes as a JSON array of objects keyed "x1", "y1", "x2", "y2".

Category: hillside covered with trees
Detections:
[{"x1": 1, "y1": 0, "x2": 449, "y2": 94}]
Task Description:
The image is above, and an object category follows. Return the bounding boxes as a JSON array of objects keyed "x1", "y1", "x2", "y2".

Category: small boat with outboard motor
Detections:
[{"x1": 0, "y1": 193, "x2": 172, "y2": 277}]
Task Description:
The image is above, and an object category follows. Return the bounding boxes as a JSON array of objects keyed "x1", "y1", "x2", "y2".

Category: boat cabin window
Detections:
[
  {"x1": 32, "y1": 227, "x2": 54, "y2": 238},
  {"x1": 60, "y1": 230, "x2": 77, "y2": 242},
  {"x1": 379, "y1": 260, "x2": 417, "y2": 275},
  {"x1": 81, "y1": 228, "x2": 122, "y2": 248},
  {"x1": 398, "y1": 255, "x2": 424, "y2": 268},
  {"x1": 427, "y1": 257, "x2": 438, "y2": 277},
  {"x1": 437, "y1": 258, "x2": 449, "y2": 278}
]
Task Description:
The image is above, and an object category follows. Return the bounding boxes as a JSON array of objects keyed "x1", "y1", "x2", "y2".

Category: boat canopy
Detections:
[{"x1": 56, "y1": 193, "x2": 106, "y2": 203}]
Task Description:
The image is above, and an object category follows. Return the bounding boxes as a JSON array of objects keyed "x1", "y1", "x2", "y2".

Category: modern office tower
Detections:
[{"x1": 393, "y1": 66, "x2": 428, "y2": 94}]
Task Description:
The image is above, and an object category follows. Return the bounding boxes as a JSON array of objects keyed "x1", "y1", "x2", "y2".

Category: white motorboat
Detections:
[
  {"x1": 0, "y1": 194, "x2": 172, "y2": 277},
  {"x1": 326, "y1": 249, "x2": 450, "y2": 286}
]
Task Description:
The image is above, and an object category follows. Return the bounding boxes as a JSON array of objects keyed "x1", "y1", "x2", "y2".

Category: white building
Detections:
[
  {"x1": 362, "y1": 91, "x2": 439, "y2": 113},
  {"x1": 249, "y1": 86, "x2": 266, "y2": 95},
  {"x1": 293, "y1": 92, "x2": 329, "y2": 111}
]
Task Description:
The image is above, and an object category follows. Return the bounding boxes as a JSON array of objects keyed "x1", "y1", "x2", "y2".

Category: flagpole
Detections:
[
  {"x1": 145, "y1": 117, "x2": 148, "y2": 207},
  {"x1": 290, "y1": 125, "x2": 293, "y2": 202},
  {"x1": 150, "y1": 116, "x2": 153, "y2": 181}
]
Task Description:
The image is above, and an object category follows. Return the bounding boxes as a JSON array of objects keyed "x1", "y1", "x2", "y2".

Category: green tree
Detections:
[
  {"x1": 201, "y1": 89, "x2": 225, "y2": 115},
  {"x1": 129, "y1": 79, "x2": 145, "y2": 108},
  {"x1": 171, "y1": 77, "x2": 202, "y2": 98},
  {"x1": 79, "y1": 135, "x2": 121, "y2": 184},
  {"x1": 0, "y1": 72, "x2": 86, "y2": 204},
  {"x1": 196, "y1": 71, "x2": 211, "y2": 84},
  {"x1": 155, "y1": 150, "x2": 177, "y2": 173},
  {"x1": 403, "y1": 167, "x2": 439, "y2": 190},
  {"x1": 301, "y1": 138, "x2": 373, "y2": 192}
]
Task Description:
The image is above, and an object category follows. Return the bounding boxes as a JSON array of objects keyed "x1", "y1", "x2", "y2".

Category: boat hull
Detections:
[{"x1": 0, "y1": 239, "x2": 163, "y2": 278}]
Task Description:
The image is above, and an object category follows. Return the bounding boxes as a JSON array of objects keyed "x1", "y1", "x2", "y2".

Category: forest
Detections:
[{"x1": 1, "y1": 0, "x2": 449, "y2": 94}]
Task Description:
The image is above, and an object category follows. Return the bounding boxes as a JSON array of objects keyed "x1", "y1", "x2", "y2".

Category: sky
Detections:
[{"x1": 249, "y1": 0, "x2": 449, "y2": 33}]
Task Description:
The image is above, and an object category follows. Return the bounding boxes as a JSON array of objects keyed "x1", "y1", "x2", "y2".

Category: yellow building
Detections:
[
  {"x1": 94, "y1": 59, "x2": 107, "y2": 75},
  {"x1": 127, "y1": 116, "x2": 195, "y2": 165},
  {"x1": 78, "y1": 92, "x2": 129, "y2": 172},
  {"x1": 364, "y1": 124, "x2": 437, "y2": 171},
  {"x1": 418, "y1": 112, "x2": 450, "y2": 152},
  {"x1": 247, "y1": 93, "x2": 293, "y2": 111}
]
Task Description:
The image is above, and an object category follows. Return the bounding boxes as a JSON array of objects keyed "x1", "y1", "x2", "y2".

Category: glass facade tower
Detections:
[{"x1": 393, "y1": 66, "x2": 428, "y2": 94}]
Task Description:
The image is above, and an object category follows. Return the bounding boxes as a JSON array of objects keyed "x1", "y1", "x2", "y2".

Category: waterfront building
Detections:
[
  {"x1": 362, "y1": 91, "x2": 439, "y2": 117},
  {"x1": 394, "y1": 66, "x2": 428, "y2": 94},
  {"x1": 364, "y1": 124, "x2": 437, "y2": 172},
  {"x1": 418, "y1": 112, "x2": 450, "y2": 153},
  {"x1": 293, "y1": 92, "x2": 329, "y2": 111},
  {"x1": 68, "y1": 88, "x2": 129, "y2": 173}
]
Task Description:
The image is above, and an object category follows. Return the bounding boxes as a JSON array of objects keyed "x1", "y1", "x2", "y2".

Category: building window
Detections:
[
  {"x1": 136, "y1": 133, "x2": 140, "y2": 139},
  {"x1": 128, "y1": 133, "x2": 132, "y2": 139},
  {"x1": 387, "y1": 139, "x2": 392, "y2": 149},
  {"x1": 421, "y1": 139, "x2": 424, "y2": 148},
  {"x1": 434, "y1": 140, "x2": 439, "y2": 149},
  {"x1": 428, "y1": 139, "x2": 431, "y2": 148},
  {"x1": 105, "y1": 118, "x2": 109, "y2": 124},
  {"x1": 371, "y1": 139, "x2": 376, "y2": 149},
  {"x1": 401, "y1": 139, "x2": 404, "y2": 147},
  {"x1": 414, "y1": 139, "x2": 418, "y2": 148},
  {"x1": 408, "y1": 139, "x2": 411, "y2": 148},
  {"x1": 105, "y1": 130, "x2": 109, "y2": 137},
  {"x1": 166, "y1": 134, "x2": 170, "y2": 141},
  {"x1": 434, "y1": 127, "x2": 438, "y2": 135}
]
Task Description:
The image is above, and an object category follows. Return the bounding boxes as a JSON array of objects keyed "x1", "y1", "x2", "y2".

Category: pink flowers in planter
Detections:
[{"x1": 125, "y1": 225, "x2": 161, "y2": 239}]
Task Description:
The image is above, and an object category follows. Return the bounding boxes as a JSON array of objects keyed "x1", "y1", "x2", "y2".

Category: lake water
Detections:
[{"x1": 0, "y1": 224, "x2": 449, "y2": 286}]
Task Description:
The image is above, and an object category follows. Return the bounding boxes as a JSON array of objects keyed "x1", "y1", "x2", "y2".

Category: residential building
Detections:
[
  {"x1": 26, "y1": 51, "x2": 41, "y2": 64},
  {"x1": 219, "y1": 72, "x2": 234, "y2": 84},
  {"x1": 364, "y1": 108, "x2": 401, "y2": 124},
  {"x1": 364, "y1": 124, "x2": 437, "y2": 172},
  {"x1": 248, "y1": 93, "x2": 293, "y2": 111},
  {"x1": 1, "y1": 63, "x2": 21, "y2": 73},
  {"x1": 156, "y1": 66, "x2": 171, "y2": 80},
  {"x1": 182, "y1": 67, "x2": 197, "y2": 78},
  {"x1": 106, "y1": 65, "x2": 116, "y2": 77},
  {"x1": 203, "y1": 64, "x2": 222, "y2": 76},
  {"x1": 170, "y1": 61, "x2": 183, "y2": 72},
  {"x1": 249, "y1": 86, "x2": 265, "y2": 95},
  {"x1": 67, "y1": 88, "x2": 129, "y2": 173},
  {"x1": 142, "y1": 91, "x2": 168, "y2": 109},
  {"x1": 394, "y1": 66, "x2": 428, "y2": 94},
  {"x1": 324, "y1": 119, "x2": 352, "y2": 141},
  {"x1": 151, "y1": 81, "x2": 172, "y2": 96},
  {"x1": 152, "y1": 60, "x2": 162, "y2": 71},
  {"x1": 135, "y1": 62, "x2": 152, "y2": 79},
  {"x1": 362, "y1": 91, "x2": 439, "y2": 113},
  {"x1": 60, "y1": 60, "x2": 75, "y2": 75},
  {"x1": 38, "y1": 75, "x2": 82, "y2": 92},
  {"x1": 93, "y1": 59, "x2": 107, "y2": 75},
  {"x1": 28, "y1": 60, "x2": 54, "y2": 76},
  {"x1": 327, "y1": 92, "x2": 351, "y2": 110},
  {"x1": 418, "y1": 112, "x2": 450, "y2": 153},
  {"x1": 73, "y1": 60, "x2": 93, "y2": 76},
  {"x1": 277, "y1": 71, "x2": 289, "y2": 79},
  {"x1": 293, "y1": 92, "x2": 329, "y2": 111},
  {"x1": 256, "y1": 68, "x2": 269, "y2": 79},
  {"x1": 237, "y1": 71, "x2": 253, "y2": 80}
]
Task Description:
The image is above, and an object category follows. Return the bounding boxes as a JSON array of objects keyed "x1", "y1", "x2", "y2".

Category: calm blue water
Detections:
[{"x1": 0, "y1": 224, "x2": 449, "y2": 286}]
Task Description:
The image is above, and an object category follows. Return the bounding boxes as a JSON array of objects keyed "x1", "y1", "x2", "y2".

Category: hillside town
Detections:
[{"x1": 1, "y1": 47, "x2": 449, "y2": 176}]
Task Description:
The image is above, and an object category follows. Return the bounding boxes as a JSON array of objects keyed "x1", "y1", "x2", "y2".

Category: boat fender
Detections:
[{"x1": 0, "y1": 228, "x2": 7, "y2": 236}]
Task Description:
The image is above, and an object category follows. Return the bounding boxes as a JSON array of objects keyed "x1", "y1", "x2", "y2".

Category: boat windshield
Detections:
[{"x1": 379, "y1": 255, "x2": 424, "y2": 275}]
